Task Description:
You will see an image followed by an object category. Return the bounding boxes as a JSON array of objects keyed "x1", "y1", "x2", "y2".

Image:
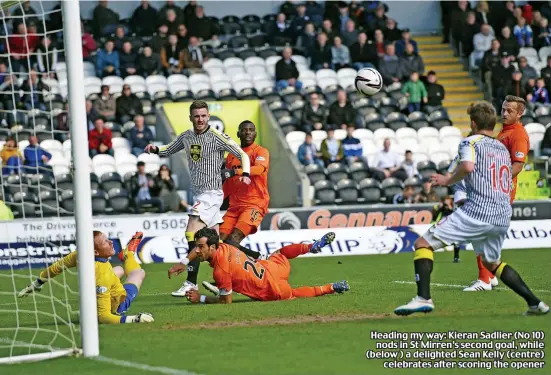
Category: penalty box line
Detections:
[
  {"x1": 393, "y1": 281, "x2": 551, "y2": 294},
  {"x1": 91, "y1": 355, "x2": 202, "y2": 375}
]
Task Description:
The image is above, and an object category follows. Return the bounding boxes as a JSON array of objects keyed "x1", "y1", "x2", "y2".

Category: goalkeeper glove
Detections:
[
  {"x1": 221, "y1": 168, "x2": 235, "y2": 181},
  {"x1": 124, "y1": 312, "x2": 154, "y2": 323},
  {"x1": 18, "y1": 279, "x2": 44, "y2": 298}
]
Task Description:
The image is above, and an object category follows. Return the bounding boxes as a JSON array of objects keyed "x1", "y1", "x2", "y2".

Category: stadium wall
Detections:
[{"x1": 1, "y1": 214, "x2": 549, "y2": 269}]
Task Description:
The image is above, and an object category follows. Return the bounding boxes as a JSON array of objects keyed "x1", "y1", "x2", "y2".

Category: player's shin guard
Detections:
[
  {"x1": 477, "y1": 255, "x2": 493, "y2": 283},
  {"x1": 494, "y1": 262, "x2": 541, "y2": 307},
  {"x1": 292, "y1": 284, "x2": 334, "y2": 298},
  {"x1": 186, "y1": 232, "x2": 199, "y2": 285},
  {"x1": 223, "y1": 238, "x2": 260, "y2": 259},
  {"x1": 413, "y1": 248, "x2": 434, "y2": 300},
  {"x1": 279, "y1": 244, "x2": 311, "y2": 260}
]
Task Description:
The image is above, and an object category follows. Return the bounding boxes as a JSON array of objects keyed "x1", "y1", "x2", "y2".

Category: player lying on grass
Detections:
[
  {"x1": 167, "y1": 228, "x2": 349, "y2": 304},
  {"x1": 18, "y1": 231, "x2": 154, "y2": 324},
  {"x1": 394, "y1": 101, "x2": 549, "y2": 317}
]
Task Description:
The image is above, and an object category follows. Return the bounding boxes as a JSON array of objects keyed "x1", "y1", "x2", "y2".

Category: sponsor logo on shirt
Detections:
[
  {"x1": 256, "y1": 156, "x2": 265, "y2": 161},
  {"x1": 96, "y1": 286, "x2": 108, "y2": 294},
  {"x1": 515, "y1": 151, "x2": 525, "y2": 158}
]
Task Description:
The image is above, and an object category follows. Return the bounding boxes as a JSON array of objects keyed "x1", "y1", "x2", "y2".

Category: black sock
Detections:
[
  {"x1": 186, "y1": 240, "x2": 199, "y2": 285},
  {"x1": 497, "y1": 264, "x2": 540, "y2": 307},
  {"x1": 224, "y1": 238, "x2": 260, "y2": 259},
  {"x1": 414, "y1": 258, "x2": 433, "y2": 300},
  {"x1": 453, "y1": 245, "x2": 460, "y2": 259}
]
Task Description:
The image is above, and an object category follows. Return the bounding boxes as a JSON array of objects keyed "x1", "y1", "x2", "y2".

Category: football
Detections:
[{"x1": 355, "y1": 67, "x2": 383, "y2": 96}]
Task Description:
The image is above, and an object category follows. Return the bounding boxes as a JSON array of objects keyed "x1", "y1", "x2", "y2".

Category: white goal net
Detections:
[{"x1": 0, "y1": 1, "x2": 95, "y2": 364}]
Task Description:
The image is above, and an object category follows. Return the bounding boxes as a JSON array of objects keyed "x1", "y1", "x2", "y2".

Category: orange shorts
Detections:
[
  {"x1": 259, "y1": 253, "x2": 294, "y2": 301},
  {"x1": 220, "y1": 207, "x2": 264, "y2": 237}
]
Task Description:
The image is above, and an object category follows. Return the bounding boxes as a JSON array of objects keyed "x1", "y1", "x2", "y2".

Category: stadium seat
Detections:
[
  {"x1": 304, "y1": 163, "x2": 326, "y2": 184},
  {"x1": 6, "y1": 174, "x2": 26, "y2": 195},
  {"x1": 94, "y1": 164, "x2": 117, "y2": 179},
  {"x1": 379, "y1": 97, "x2": 399, "y2": 116},
  {"x1": 92, "y1": 154, "x2": 116, "y2": 169},
  {"x1": 407, "y1": 111, "x2": 430, "y2": 130},
  {"x1": 385, "y1": 112, "x2": 408, "y2": 131},
  {"x1": 364, "y1": 113, "x2": 386, "y2": 131},
  {"x1": 525, "y1": 123, "x2": 546, "y2": 151},
  {"x1": 145, "y1": 75, "x2": 167, "y2": 87},
  {"x1": 334, "y1": 129, "x2": 346, "y2": 140},
  {"x1": 428, "y1": 110, "x2": 452, "y2": 129},
  {"x1": 26, "y1": 173, "x2": 54, "y2": 195},
  {"x1": 522, "y1": 110, "x2": 536, "y2": 125},
  {"x1": 439, "y1": 126, "x2": 462, "y2": 140},
  {"x1": 112, "y1": 137, "x2": 131, "y2": 154},
  {"x1": 349, "y1": 161, "x2": 369, "y2": 182},
  {"x1": 91, "y1": 189, "x2": 108, "y2": 215},
  {"x1": 430, "y1": 149, "x2": 451, "y2": 165},
  {"x1": 314, "y1": 180, "x2": 336, "y2": 205},
  {"x1": 437, "y1": 160, "x2": 452, "y2": 174},
  {"x1": 336, "y1": 179, "x2": 359, "y2": 204},
  {"x1": 55, "y1": 173, "x2": 73, "y2": 191},
  {"x1": 417, "y1": 160, "x2": 438, "y2": 179},
  {"x1": 404, "y1": 176, "x2": 422, "y2": 194},
  {"x1": 40, "y1": 139, "x2": 63, "y2": 154},
  {"x1": 38, "y1": 189, "x2": 60, "y2": 217},
  {"x1": 10, "y1": 191, "x2": 36, "y2": 218},
  {"x1": 374, "y1": 128, "x2": 396, "y2": 146},
  {"x1": 60, "y1": 189, "x2": 74, "y2": 214},
  {"x1": 535, "y1": 107, "x2": 551, "y2": 126},
  {"x1": 326, "y1": 162, "x2": 348, "y2": 183},
  {"x1": 108, "y1": 188, "x2": 131, "y2": 213},
  {"x1": 353, "y1": 128, "x2": 374, "y2": 141},
  {"x1": 358, "y1": 178, "x2": 382, "y2": 203},
  {"x1": 417, "y1": 127, "x2": 440, "y2": 143},
  {"x1": 381, "y1": 178, "x2": 403, "y2": 202},
  {"x1": 103, "y1": 76, "x2": 124, "y2": 87},
  {"x1": 434, "y1": 185, "x2": 450, "y2": 199},
  {"x1": 100, "y1": 172, "x2": 123, "y2": 192}
]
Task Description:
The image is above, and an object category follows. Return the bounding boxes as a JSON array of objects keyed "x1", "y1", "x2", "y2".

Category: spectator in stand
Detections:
[
  {"x1": 96, "y1": 40, "x2": 120, "y2": 77},
  {"x1": 481, "y1": 39, "x2": 501, "y2": 97},
  {"x1": 342, "y1": 125, "x2": 366, "y2": 166},
  {"x1": 470, "y1": 23, "x2": 494, "y2": 70},
  {"x1": 152, "y1": 164, "x2": 186, "y2": 212},
  {"x1": 8, "y1": 23, "x2": 40, "y2": 73},
  {"x1": 368, "y1": 4, "x2": 387, "y2": 34},
  {"x1": 138, "y1": 46, "x2": 161, "y2": 77},
  {"x1": 86, "y1": 100, "x2": 100, "y2": 130},
  {"x1": 92, "y1": 0, "x2": 120, "y2": 36},
  {"x1": 461, "y1": 12, "x2": 480, "y2": 59},
  {"x1": 21, "y1": 70, "x2": 49, "y2": 111},
  {"x1": 373, "y1": 29, "x2": 387, "y2": 59},
  {"x1": 275, "y1": 47, "x2": 302, "y2": 91},
  {"x1": 183, "y1": 36, "x2": 206, "y2": 74},
  {"x1": 296, "y1": 22, "x2": 317, "y2": 54},
  {"x1": 350, "y1": 32, "x2": 377, "y2": 70},
  {"x1": 379, "y1": 44, "x2": 402, "y2": 85},
  {"x1": 499, "y1": 26, "x2": 519, "y2": 60},
  {"x1": 332, "y1": 36, "x2": 351, "y2": 71},
  {"x1": 534, "y1": 17, "x2": 551, "y2": 50},
  {"x1": 301, "y1": 92, "x2": 328, "y2": 132},
  {"x1": 502, "y1": 1, "x2": 517, "y2": 30},
  {"x1": 310, "y1": 32, "x2": 332, "y2": 70},
  {"x1": 531, "y1": 10, "x2": 542, "y2": 29},
  {"x1": 1, "y1": 138, "x2": 22, "y2": 175},
  {"x1": 55, "y1": 103, "x2": 69, "y2": 142},
  {"x1": 279, "y1": 1, "x2": 296, "y2": 19},
  {"x1": 23, "y1": 135, "x2": 51, "y2": 174},
  {"x1": 451, "y1": 0, "x2": 471, "y2": 54},
  {"x1": 305, "y1": 0, "x2": 324, "y2": 26},
  {"x1": 402, "y1": 72, "x2": 428, "y2": 114},
  {"x1": 113, "y1": 26, "x2": 127, "y2": 52},
  {"x1": 401, "y1": 150, "x2": 419, "y2": 179},
  {"x1": 415, "y1": 177, "x2": 439, "y2": 203},
  {"x1": 525, "y1": 78, "x2": 536, "y2": 101},
  {"x1": 116, "y1": 85, "x2": 143, "y2": 124},
  {"x1": 384, "y1": 18, "x2": 401, "y2": 43},
  {"x1": 541, "y1": 2, "x2": 551, "y2": 23},
  {"x1": 12, "y1": 1, "x2": 39, "y2": 31},
  {"x1": 336, "y1": 2, "x2": 356, "y2": 35},
  {"x1": 271, "y1": 13, "x2": 291, "y2": 44},
  {"x1": 161, "y1": 34, "x2": 184, "y2": 75},
  {"x1": 94, "y1": 85, "x2": 116, "y2": 121},
  {"x1": 399, "y1": 43, "x2": 424, "y2": 80},
  {"x1": 341, "y1": 19, "x2": 359, "y2": 47},
  {"x1": 297, "y1": 133, "x2": 324, "y2": 167},
  {"x1": 320, "y1": 128, "x2": 344, "y2": 166},
  {"x1": 187, "y1": 6, "x2": 217, "y2": 42},
  {"x1": 541, "y1": 56, "x2": 551, "y2": 89},
  {"x1": 158, "y1": 0, "x2": 182, "y2": 26},
  {"x1": 81, "y1": 21, "x2": 97, "y2": 61},
  {"x1": 119, "y1": 41, "x2": 138, "y2": 78},
  {"x1": 177, "y1": 24, "x2": 189, "y2": 50},
  {"x1": 329, "y1": 89, "x2": 358, "y2": 129},
  {"x1": 372, "y1": 138, "x2": 407, "y2": 181},
  {"x1": 89, "y1": 117, "x2": 113, "y2": 157},
  {"x1": 504, "y1": 70, "x2": 528, "y2": 100},
  {"x1": 518, "y1": 57, "x2": 538, "y2": 85},
  {"x1": 151, "y1": 24, "x2": 169, "y2": 53},
  {"x1": 35, "y1": 36, "x2": 58, "y2": 77},
  {"x1": 130, "y1": 115, "x2": 153, "y2": 157},
  {"x1": 393, "y1": 184, "x2": 415, "y2": 204},
  {"x1": 321, "y1": 19, "x2": 338, "y2": 43},
  {"x1": 425, "y1": 71, "x2": 445, "y2": 112},
  {"x1": 531, "y1": 78, "x2": 550, "y2": 105},
  {"x1": 513, "y1": 17, "x2": 533, "y2": 47},
  {"x1": 164, "y1": 9, "x2": 180, "y2": 35},
  {"x1": 132, "y1": 161, "x2": 164, "y2": 214},
  {"x1": 131, "y1": 0, "x2": 158, "y2": 37},
  {"x1": 491, "y1": 52, "x2": 514, "y2": 105},
  {"x1": 395, "y1": 28, "x2": 418, "y2": 57},
  {"x1": 541, "y1": 126, "x2": 551, "y2": 156},
  {"x1": 290, "y1": 4, "x2": 310, "y2": 43}
]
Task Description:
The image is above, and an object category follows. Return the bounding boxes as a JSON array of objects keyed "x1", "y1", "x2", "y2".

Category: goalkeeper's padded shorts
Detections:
[{"x1": 117, "y1": 283, "x2": 139, "y2": 314}]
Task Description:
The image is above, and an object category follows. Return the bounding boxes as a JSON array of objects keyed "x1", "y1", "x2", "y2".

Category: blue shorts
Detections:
[{"x1": 116, "y1": 283, "x2": 139, "y2": 314}]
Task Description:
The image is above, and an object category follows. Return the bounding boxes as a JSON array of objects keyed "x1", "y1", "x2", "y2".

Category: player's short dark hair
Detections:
[
  {"x1": 194, "y1": 227, "x2": 219, "y2": 247},
  {"x1": 189, "y1": 100, "x2": 208, "y2": 115},
  {"x1": 467, "y1": 101, "x2": 497, "y2": 131},
  {"x1": 238, "y1": 120, "x2": 255, "y2": 130},
  {"x1": 504, "y1": 95, "x2": 526, "y2": 114}
]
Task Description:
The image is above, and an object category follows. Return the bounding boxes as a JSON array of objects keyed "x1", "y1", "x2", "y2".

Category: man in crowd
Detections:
[
  {"x1": 297, "y1": 133, "x2": 323, "y2": 168},
  {"x1": 320, "y1": 128, "x2": 344, "y2": 166},
  {"x1": 301, "y1": 92, "x2": 328, "y2": 132},
  {"x1": 275, "y1": 47, "x2": 302, "y2": 91},
  {"x1": 89, "y1": 117, "x2": 114, "y2": 157},
  {"x1": 130, "y1": 115, "x2": 153, "y2": 157},
  {"x1": 131, "y1": 161, "x2": 164, "y2": 213},
  {"x1": 371, "y1": 138, "x2": 407, "y2": 181}
]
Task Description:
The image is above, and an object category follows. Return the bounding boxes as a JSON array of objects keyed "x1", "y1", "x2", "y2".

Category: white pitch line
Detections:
[
  {"x1": 0, "y1": 292, "x2": 168, "y2": 307},
  {"x1": 91, "y1": 355, "x2": 202, "y2": 375},
  {"x1": 393, "y1": 280, "x2": 551, "y2": 294}
]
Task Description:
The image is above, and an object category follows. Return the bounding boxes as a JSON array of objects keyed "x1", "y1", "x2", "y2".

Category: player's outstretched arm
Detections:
[
  {"x1": 167, "y1": 249, "x2": 198, "y2": 279},
  {"x1": 145, "y1": 135, "x2": 185, "y2": 157},
  {"x1": 185, "y1": 289, "x2": 232, "y2": 304},
  {"x1": 18, "y1": 252, "x2": 78, "y2": 298}
]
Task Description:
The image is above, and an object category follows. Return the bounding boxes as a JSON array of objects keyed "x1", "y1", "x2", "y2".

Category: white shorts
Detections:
[
  {"x1": 423, "y1": 209, "x2": 508, "y2": 263},
  {"x1": 190, "y1": 190, "x2": 224, "y2": 228}
]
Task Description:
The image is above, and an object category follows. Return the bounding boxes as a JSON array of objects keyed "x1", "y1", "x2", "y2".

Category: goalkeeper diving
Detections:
[{"x1": 18, "y1": 231, "x2": 154, "y2": 324}]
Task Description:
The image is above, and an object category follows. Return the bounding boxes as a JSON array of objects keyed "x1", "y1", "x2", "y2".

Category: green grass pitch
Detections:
[{"x1": 1, "y1": 248, "x2": 550, "y2": 375}]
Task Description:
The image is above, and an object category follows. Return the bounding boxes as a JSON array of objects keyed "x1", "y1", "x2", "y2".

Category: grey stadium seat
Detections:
[
  {"x1": 359, "y1": 178, "x2": 382, "y2": 203},
  {"x1": 428, "y1": 110, "x2": 452, "y2": 129},
  {"x1": 90, "y1": 173, "x2": 100, "y2": 191},
  {"x1": 326, "y1": 162, "x2": 348, "y2": 183},
  {"x1": 108, "y1": 188, "x2": 131, "y2": 213},
  {"x1": 349, "y1": 162, "x2": 370, "y2": 182},
  {"x1": 404, "y1": 176, "x2": 422, "y2": 194},
  {"x1": 6, "y1": 174, "x2": 27, "y2": 195},
  {"x1": 305, "y1": 163, "x2": 327, "y2": 184},
  {"x1": 314, "y1": 180, "x2": 336, "y2": 205},
  {"x1": 38, "y1": 189, "x2": 60, "y2": 217},
  {"x1": 91, "y1": 189, "x2": 108, "y2": 215},
  {"x1": 381, "y1": 177, "x2": 403, "y2": 202},
  {"x1": 56, "y1": 173, "x2": 73, "y2": 191},
  {"x1": 408, "y1": 111, "x2": 430, "y2": 130},
  {"x1": 60, "y1": 189, "x2": 74, "y2": 214},
  {"x1": 379, "y1": 97, "x2": 399, "y2": 116},
  {"x1": 385, "y1": 112, "x2": 408, "y2": 131},
  {"x1": 100, "y1": 172, "x2": 123, "y2": 192},
  {"x1": 417, "y1": 161, "x2": 438, "y2": 179},
  {"x1": 336, "y1": 179, "x2": 359, "y2": 205},
  {"x1": 438, "y1": 160, "x2": 452, "y2": 174},
  {"x1": 364, "y1": 113, "x2": 386, "y2": 132},
  {"x1": 10, "y1": 191, "x2": 37, "y2": 218},
  {"x1": 434, "y1": 185, "x2": 450, "y2": 199}
]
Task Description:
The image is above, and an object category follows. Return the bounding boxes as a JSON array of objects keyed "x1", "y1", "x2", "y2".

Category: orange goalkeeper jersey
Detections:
[
  {"x1": 497, "y1": 122, "x2": 529, "y2": 203},
  {"x1": 223, "y1": 143, "x2": 270, "y2": 212},
  {"x1": 209, "y1": 243, "x2": 281, "y2": 301}
]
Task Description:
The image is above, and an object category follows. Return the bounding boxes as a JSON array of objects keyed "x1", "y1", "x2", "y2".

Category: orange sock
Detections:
[
  {"x1": 292, "y1": 284, "x2": 335, "y2": 298},
  {"x1": 279, "y1": 244, "x2": 311, "y2": 260},
  {"x1": 477, "y1": 255, "x2": 493, "y2": 283}
]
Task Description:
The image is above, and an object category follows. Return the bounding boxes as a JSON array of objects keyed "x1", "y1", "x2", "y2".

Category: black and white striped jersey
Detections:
[{"x1": 157, "y1": 126, "x2": 250, "y2": 195}]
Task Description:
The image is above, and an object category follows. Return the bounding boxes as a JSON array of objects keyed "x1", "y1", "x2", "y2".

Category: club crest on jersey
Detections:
[
  {"x1": 515, "y1": 151, "x2": 524, "y2": 158},
  {"x1": 96, "y1": 286, "x2": 108, "y2": 294},
  {"x1": 190, "y1": 144, "x2": 202, "y2": 162}
]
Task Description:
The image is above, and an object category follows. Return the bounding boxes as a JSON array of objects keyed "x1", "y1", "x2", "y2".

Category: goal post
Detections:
[{"x1": 0, "y1": 0, "x2": 98, "y2": 363}]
